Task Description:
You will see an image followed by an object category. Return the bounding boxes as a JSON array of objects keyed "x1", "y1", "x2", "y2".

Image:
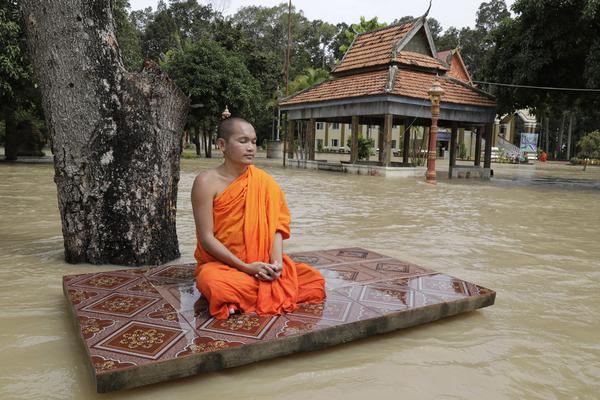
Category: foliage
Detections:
[
  {"x1": 577, "y1": 130, "x2": 600, "y2": 159},
  {"x1": 484, "y1": 0, "x2": 600, "y2": 116},
  {"x1": 288, "y1": 68, "x2": 330, "y2": 95},
  {"x1": 338, "y1": 16, "x2": 387, "y2": 54},
  {"x1": 0, "y1": 0, "x2": 32, "y2": 104},
  {"x1": 142, "y1": 9, "x2": 181, "y2": 60},
  {"x1": 162, "y1": 38, "x2": 262, "y2": 133},
  {"x1": 347, "y1": 136, "x2": 374, "y2": 160},
  {"x1": 113, "y1": 0, "x2": 144, "y2": 71},
  {"x1": 459, "y1": 141, "x2": 468, "y2": 159},
  {"x1": 0, "y1": 0, "x2": 45, "y2": 158}
]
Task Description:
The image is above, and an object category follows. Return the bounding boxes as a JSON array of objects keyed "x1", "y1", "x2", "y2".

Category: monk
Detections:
[{"x1": 192, "y1": 117, "x2": 325, "y2": 320}]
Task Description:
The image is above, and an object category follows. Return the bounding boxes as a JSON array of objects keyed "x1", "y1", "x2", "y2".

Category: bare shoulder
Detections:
[{"x1": 192, "y1": 169, "x2": 219, "y2": 198}]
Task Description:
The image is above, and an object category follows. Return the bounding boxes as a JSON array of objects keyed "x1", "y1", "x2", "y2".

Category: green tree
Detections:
[
  {"x1": 436, "y1": 26, "x2": 460, "y2": 52},
  {"x1": 142, "y1": 9, "x2": 180, "y2": 61},
  {"x1": 338, "y1": 16, "x2": 387, "y2": 54},
  {"x1": 459, "y1": 0, "x2": 511, "y2": 80},
  {"x1": 484, "y1": 0, "x2": 600, "y2": 117},
  {"x1": 162, "y1": 38, "x2": 262, "y2": 156},
  {"x1": 168, "y1": 0, "x2": 214, "y2": 41},
  {"x1": 0, "y1": 0, "x2": 43, "y2": 159},
  {"x1": 113, "y1": 0, "x2": 144, "y2": 71},
  {"x1": 288, "y1": 67, "x2": 330, "y2": 95},
  {"x1": 577, "y1": 130, "x2": 600, "y2": 170}
]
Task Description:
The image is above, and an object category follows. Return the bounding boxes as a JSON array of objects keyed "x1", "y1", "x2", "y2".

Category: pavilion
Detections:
[{"x1": 278, "y1": 13, "x2": 497, "y2": 178}]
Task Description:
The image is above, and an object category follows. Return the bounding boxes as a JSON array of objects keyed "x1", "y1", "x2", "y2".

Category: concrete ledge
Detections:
[
  {"x1": 63, "y1": 247, "x2": 495, "y2": 392},
  {"x1": 451, "y1": 166, "x2": 491, "y2": 179},
  {"x1": 287, "y1": 159, "x2": 426, "y2": 177}
]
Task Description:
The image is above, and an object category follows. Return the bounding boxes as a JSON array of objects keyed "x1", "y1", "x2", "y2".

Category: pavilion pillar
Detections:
[
  {"x1": 287, "y1": 119, "x2": 295, "y2": 159},
  {"x1": 381, "y1": 114, "x2": 393, "y2": 166},
  {"x1": 403, "y1": 118, "x2": 411, "y2": 164},
  {"x1": 324, "y1": 122, "x2": 329, "y2": 149},
  {"x1": 340, "y1": 123, "x2": 345, "y2": 151},
  {"x1": 458, "y1": 128, "x2": 464, "y2": 159},
  {"x1": 474, "y1": 127, "x2": 482, "y2": 166},
  {"x1": 350, "y1": 116, "x2": 359, "y2": 163},
  {"x1": 308, "y1": 118, "x2": 316, "y2": 161},
  {"x1": 378, "y1": 126, "x2": 384, "y2": 163},
  {"x1": 484, "y1": 123, "x2": 493, "y2": 169},
  {"x1": 449, "y1": 123, "x2": 458, "y2": 179}
]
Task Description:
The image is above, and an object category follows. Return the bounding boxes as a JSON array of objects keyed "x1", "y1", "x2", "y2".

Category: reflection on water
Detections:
[{"x1": 1, "y1": 160, "x2": 599, "y2": 399}]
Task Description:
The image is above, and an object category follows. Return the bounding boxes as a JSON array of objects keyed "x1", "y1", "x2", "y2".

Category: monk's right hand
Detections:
[{"x1": 244, "y1": 262, "x2": 278, "y2": 281}]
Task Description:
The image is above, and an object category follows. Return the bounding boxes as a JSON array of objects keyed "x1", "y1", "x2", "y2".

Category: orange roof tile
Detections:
[
  {"x1": 436, "y1": 50, "x2": 452, "y2": 63},
  {"x1": 395, "y1": 51, "x2": 448, "y2": 71},
  {"x1": 279, "y1": 68, "x2": 495, "y2": 108},
  {"x1": 392, "y1": 69, "x2": 495, "y2": 107},
  {"x1": 334, "y1": 23, "x2": 414, "y2": 73},
  {"x1": 279, "y1": 70, "x2": 388, "y2": 106},
  {"x1": 437, "y1": 49, "x2": 472, "y2": 84}
]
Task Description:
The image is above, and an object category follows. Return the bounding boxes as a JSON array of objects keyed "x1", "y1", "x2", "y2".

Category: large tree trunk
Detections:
[{"x1": 21, "y1": 0, "x2": 189, "y2": 265}]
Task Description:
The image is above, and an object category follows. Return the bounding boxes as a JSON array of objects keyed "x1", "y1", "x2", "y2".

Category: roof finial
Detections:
[
  {"x1": 420, "y1": 0, "x2": 432, "y2": 20},
  {"x1": 221, "y1": 105, "x2": 231, "y2": 120}
]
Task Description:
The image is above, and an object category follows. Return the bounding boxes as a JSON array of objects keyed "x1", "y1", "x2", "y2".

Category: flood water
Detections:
[{"x1": 1, "y1": 158, "x2": 599, "y2": 399}]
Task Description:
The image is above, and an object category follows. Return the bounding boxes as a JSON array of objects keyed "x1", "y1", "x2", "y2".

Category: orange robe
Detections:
[{"x1": 195, "y1": 165, "x2": 325, "y2": 320}]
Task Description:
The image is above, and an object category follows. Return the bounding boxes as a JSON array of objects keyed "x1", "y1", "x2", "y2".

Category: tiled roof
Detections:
[
  {"x1": 334, "y1": 23, "x2": 414, "y2": 73},
  {"x1": 391, "y1": 69, "x2": 495, "y2": 107},
  {"x1": 436, "y1": 50, "x2": 452, "y2": 64},
  {"x1": 279, "y1": 70, "x2": 388, "y2": 105},
  {"x1": 436, "y1": 49, "x2": 472, "y2": 84},
  {"x1": 279, "y1": 68, "x2": 495, "y2": 108},
  {"x1": 395, "y1": 51, "x2": 448, "y2": 71}
]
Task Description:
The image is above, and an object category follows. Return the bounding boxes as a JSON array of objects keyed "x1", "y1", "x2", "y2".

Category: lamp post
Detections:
[{"x1": 426, "y1": 79, "x2": 444, "y2": 184}]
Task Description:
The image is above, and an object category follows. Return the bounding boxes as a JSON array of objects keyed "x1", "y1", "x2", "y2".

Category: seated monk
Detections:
[{"x1": 192, "y1": 116, "x2": 326, "y2": 320}]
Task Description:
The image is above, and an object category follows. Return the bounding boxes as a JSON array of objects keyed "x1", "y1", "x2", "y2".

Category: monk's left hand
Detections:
[{"x1": 269, "y1": 260, "x2": 283, "y2": 280}]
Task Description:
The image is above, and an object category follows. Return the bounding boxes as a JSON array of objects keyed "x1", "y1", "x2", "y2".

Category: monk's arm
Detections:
[
  {"x1": 270, "y1": 231, "x2": 283, "y2": 267},
  {"x1": 191, "y1": 174, "x2": 250, "y2": 273}
]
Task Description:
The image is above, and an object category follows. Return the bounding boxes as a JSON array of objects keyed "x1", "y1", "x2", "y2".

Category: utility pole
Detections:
[{"x1": 282, "y1": 0, "x2": 292, "y2": 166}]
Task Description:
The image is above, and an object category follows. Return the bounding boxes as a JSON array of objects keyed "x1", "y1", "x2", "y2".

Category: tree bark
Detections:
[{"x1": 21, "y1": 0, "x2": 189, "y2": 265}]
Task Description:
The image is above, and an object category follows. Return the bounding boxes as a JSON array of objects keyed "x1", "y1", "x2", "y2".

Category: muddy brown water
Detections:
[{"x1": 1, "y1": 158, "x2": 599, "y2": 399}]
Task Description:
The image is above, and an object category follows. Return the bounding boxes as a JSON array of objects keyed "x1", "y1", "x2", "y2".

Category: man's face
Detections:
[{"x1": 220, "y1": 122, "x2": 257, "y2": 165}]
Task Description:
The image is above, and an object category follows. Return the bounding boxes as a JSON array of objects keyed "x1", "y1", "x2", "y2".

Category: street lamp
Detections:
[{"x1": 426, "y1": 79, "x2": 444, "y2": 184}]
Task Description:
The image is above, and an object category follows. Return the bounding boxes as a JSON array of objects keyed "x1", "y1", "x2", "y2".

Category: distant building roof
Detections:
[
  {"x1": 280, "y1": 18, "x2": 495, "y2": 110},
  {"x1": 436, "y1": 48, "x2": 472, "y2": 85},
  {"x1": 279, "y1": 67, "x2": 495, "y2": 107}
]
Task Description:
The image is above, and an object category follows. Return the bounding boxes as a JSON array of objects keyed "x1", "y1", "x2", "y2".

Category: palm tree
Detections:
[{"x1": 288, "y1": 67, "x2": 330, "y2": 95}]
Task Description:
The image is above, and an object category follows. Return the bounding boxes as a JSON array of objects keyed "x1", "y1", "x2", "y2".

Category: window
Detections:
[
  {"x1": 316, "y1": 122, "x2": 324, "y2": 130},
  {"x1": 332, "y1": 122, "x2": 340, "y2": 130},
  {"x1": 391, "y1": 140, "x2": 397, "y2": 148},
  {"x1": 347, "y1": 124, "x2": 352, "y2": 132},
  {"x1": 331, "y1": 139, "x2": 339, "y2": 147}
]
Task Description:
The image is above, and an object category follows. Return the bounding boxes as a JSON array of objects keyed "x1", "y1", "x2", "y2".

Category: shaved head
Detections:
[{"x1": 217, "y1": 117, "x2": 253, "y2": 141}]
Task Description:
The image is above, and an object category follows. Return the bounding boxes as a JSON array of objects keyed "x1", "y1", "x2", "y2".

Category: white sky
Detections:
[{"x1": 128, "y1": 0, "x2": 517, "y2": 30}]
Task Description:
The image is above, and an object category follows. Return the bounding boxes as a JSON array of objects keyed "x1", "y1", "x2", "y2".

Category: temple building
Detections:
[{"x1": 278, "y1": 13, "x2": 497, "y2": 178}]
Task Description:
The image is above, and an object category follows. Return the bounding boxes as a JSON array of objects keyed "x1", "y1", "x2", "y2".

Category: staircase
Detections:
[{"x1": 497, "y1": 137, "x2": 521, "y2": 159}]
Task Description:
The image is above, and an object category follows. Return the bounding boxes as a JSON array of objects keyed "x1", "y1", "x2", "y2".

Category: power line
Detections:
[{"x1": 472, "y1": 81, "x2": 600, "y2": 93}]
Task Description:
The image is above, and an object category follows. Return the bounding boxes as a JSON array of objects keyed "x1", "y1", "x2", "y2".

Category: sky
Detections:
[{"x1": 128, "y1": 0, "x2": 517, "y2": 30}]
